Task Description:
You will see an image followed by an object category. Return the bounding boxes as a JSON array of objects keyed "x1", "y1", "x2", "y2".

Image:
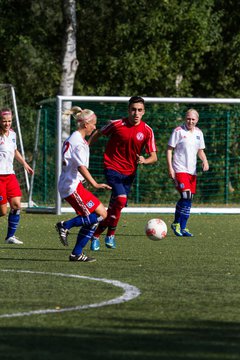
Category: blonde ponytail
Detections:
[{"x1": 62, "y1": 106, "x2": 96, "y2": 126}]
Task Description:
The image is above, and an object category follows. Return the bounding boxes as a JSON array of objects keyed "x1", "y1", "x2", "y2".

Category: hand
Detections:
[
  {"x1": 136, "y1": 154, "x2": 145, "y2": 164},
  {"x1": 95, "y1": 183, "x2": 112, "y2": 190},
  {"x1": 24, "y1": 163, "x2": 34, "y2": 175},
  {"x1": 168, "y1": 168, "x2": 175, "y2": 179},
  {"x1": 202, "y1": 161, "x2": 209, "y2": 172}
]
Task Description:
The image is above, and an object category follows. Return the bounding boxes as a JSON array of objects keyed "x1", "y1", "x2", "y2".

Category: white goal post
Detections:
[{"x1": 55, "y1": 95, "x2": 240, "y2": 215}]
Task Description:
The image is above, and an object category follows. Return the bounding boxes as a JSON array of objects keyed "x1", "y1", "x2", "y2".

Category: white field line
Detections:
[{"x1": 0, "y1": 269, "x2": 141, "y2": 318}]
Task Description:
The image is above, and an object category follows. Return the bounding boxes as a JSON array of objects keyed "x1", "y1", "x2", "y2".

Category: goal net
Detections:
[
  {"x1": 27, "y1": 95, "x2": 240, "y2": 214},
  {"x1": 0, "y1": 84, "x2": 30, "y2": 202}
]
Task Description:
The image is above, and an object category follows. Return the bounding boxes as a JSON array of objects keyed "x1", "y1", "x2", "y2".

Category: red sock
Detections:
[{"x1": 107, "y1": 196, "x2": 127, "y2": 236}]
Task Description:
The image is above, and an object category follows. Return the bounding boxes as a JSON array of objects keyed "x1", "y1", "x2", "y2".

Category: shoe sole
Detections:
[
  {"x1": 60, "y1": 239, "x2": 68, "y2": 246},
  {"x1": 55, "y1": 224, "x2": 69, "y2": 246},
  {"x1": 5, "y1": 241, "x2": 23, "y2": 244},
  {"x1": 105, "y1": 243, "x2": 116, "y2": 249},
  {"x1": 69, "y1": 257, "x2": 96, "y2": 262},
  {"x1": 91, "y1": 247, "x2": 100, "y2": 251}
]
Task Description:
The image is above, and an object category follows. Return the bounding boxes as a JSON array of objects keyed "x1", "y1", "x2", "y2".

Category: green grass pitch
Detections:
[{"x1": 0, "y1": 212, "x2": 240, "y2": 360}]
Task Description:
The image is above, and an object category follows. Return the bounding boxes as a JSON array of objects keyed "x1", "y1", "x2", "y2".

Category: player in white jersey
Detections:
[
  {"x1": 167, "y1": 109, "x2": 209, "y2": 236},
  {"x1": 0, "y1": 108, "x2": 34, "y2": 244},
  {"x1": 55, "y1": 107, "x2": 111, "y2": 262}
]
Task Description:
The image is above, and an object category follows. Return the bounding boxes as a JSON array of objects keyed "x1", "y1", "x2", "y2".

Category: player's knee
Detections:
[
  {"x1": 9, "y1": 201, "x2": 21, "y2": 211},
  {"x1": 101, "y1": 207, "x2": 108, "y2": 220},
  {"x1": 97, "y1": 204, "x2": 108, "y2": 219},
  {"x1": 115, "y1": 196, "x2": 127, "y2": 209}
]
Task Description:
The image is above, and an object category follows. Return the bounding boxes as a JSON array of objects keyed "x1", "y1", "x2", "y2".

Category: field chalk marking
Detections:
[{"x1": 0, "y1": 269, "x2": 141, "y2": 319}]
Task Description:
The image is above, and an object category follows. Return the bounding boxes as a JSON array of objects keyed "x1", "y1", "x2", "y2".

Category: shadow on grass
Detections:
[
  {"x1": 0, "y1": 247, "x2": 68, "y2": 251},
  {"x1": 0, "y1": 320, "x2": 240, "y2": 360}
]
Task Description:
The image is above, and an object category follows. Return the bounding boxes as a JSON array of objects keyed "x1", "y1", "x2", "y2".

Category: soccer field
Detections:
[{"x1": 0, "y1": 212, "x2": 240, "y2": 360}]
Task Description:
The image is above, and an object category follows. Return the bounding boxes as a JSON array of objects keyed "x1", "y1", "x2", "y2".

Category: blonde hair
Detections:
[
  {"x1": 186, "y1": 108, "x2": 199, "y2": 120},
  {"x1": 62, "y1": 106, "x2": 96, "y2": 127}
]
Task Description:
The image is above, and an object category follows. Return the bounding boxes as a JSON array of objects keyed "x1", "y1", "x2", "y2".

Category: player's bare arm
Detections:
[
  {"x1": 198, "y1": 149, "x2": 209, "y2": 172},
  {"x1": 136, "y1": 152, "x2": 157, "y2": 165},
  {"x1": 78, "y1": 165, "x2": 111, "y2": 190},
  {"x1": 166, "y1": 146, "x2": 175, "y2": 178},
  {"x1": 15, "y1": 149, "x2": 34, "y2": 174}
]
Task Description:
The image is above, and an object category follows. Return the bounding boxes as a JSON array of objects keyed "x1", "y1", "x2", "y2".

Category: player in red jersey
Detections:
[{"x1": 88, "y1": 96, "x2": 157, "y2": 251}]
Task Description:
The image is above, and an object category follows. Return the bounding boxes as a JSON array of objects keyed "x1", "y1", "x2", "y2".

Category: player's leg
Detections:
[
  {"x1": 90, "y1": 169, "x2": 121, "y2": 249},
  {"x1": 90, "y1": 194, "x2": 115, "y2": 251},
  {"x1": 171, "y1": 196, "x2": 185, "y2": 236},
  {"x1": 69, "y1": 222, "x2": 98, "y2": 262},
  {"x1": 55, "y1": 183, "x2": 106, "y2": 246},
  {"x1": 4, "y1": 175, "x2": 23, "y2": 244},
  {"x1": 171, "y1": 173, "x2": 193, "y2": 237},
  {"x1": 105, "y1": 194, "x2": 127, "y2": 240},
  {"x1": 69, "y1": 203, "x2": 107, "y2": 262},
  {"x1": 178, "y1": 191, "x2": 193, "y2": 236},
  {"x1": 104, "y1": 171, "x2": 133, "y2": 248},
  {"x1": 91, "y1": 194, "x2": 114, "y2": 237},
  {"x1": 180, "y1": 175, "x2": 196, "y2": 236},
  {"x1": 6, "y1": 197, "x2": 23, "y2": 244},
  {"x1": 91, "y1": 170, "x2": 133, "y2": 250}
]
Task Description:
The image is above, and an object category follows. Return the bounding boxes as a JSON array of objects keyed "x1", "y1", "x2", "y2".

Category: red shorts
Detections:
[
  {"x1": 64, "y1": 182, "x2": 101, "y2": 215},
  {"x1": 0, "y1": 174, "x2": 22, "y2": 205},
  {"x1": 175, "y1": 173, "x2": 197, "y2": 194}
]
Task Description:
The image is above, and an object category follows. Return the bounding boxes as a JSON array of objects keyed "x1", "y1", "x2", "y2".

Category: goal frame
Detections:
[{"x1": 55, "y1": 95, "x2": 240, "y2": 215}]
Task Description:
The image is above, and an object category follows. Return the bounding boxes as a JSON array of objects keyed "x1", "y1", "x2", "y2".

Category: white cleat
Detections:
[{"x1": 5, "y1": 236, "x2": 23, "y2": 245}]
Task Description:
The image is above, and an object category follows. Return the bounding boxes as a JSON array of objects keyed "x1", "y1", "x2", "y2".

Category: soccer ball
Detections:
[{"x1": 145, "y1": 218, "x2": 167, "y2": 241}]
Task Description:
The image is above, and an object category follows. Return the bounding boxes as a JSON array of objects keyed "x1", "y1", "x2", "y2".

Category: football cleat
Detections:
[
  {"x1": 171, "y1": 223, "x2": 183, "y2": 237},
  {"x1": 181, "y1": 228, "x2": 193, "y2": 237},
  {"x1": 5, "y1": 236, "x2": 23, "y2": 245},
  {"x1": 69, "y1": 253, "x2": 96, "y2": 262},
  {"x1": 105, "y1": 235, "x2": 116, "y2": 249},
  {"x1": 55, "y1": 221, "x2": 69, "y2": 246},
  {"x1": 90, "y1": 237, "x2": 100, "y2": 251}
]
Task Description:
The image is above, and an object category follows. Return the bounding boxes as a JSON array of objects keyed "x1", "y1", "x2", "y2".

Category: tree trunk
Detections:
[{"x1": 59, "y1": 0, "x2": 79, "y2": 141}]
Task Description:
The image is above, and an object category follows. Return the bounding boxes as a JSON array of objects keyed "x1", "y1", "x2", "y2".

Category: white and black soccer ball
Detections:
[{"x1": 145, "y1": 218, "x2": 167, "y2": 241}]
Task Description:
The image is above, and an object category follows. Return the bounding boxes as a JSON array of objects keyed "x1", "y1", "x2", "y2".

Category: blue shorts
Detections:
[{"x1": 104, "y1": 169, "x2": 135, "y2": 197}]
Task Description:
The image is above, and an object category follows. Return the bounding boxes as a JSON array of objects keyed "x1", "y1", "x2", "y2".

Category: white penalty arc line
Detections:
[{"x1": 0, "y1": 269, "x2": 141, "y2": 319}]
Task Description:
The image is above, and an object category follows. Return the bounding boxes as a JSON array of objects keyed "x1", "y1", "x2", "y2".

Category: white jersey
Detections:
[
  {"x1": 168, "y1": 124, "x2": 205, "y2": 175},
  {"x1": 0, "y1": 129, "x2": 17, "y2": 174},
  {"x1": 58, "y1": 131, "x2": 89, "y2": 198}
]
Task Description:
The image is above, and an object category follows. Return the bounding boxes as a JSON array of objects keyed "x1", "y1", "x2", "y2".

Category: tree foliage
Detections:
[{"x1": 0, "y1": 0, "x2": 240, "y2": 110}]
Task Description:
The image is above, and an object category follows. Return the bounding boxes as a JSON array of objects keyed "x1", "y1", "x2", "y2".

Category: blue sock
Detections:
[
  {"x1": 178, "y1": 199, "x2": 192, "y2": 230},
  {"x1": 174, "y1": 199, "x2": 182, "y2": 223},
  {"x1": 72, "y1": 224, "x2": 97, "y2": 256},
  {"x1": 63, "y1": 213, "x2": 102, "y2": 230},
  {"x1": 6, "y1": 209, "x2": 20, "y2": 239}
]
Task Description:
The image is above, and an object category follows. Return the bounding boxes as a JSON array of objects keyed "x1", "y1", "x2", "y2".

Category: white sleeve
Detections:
[
  {"x1": 200, "y1": 133, "x2": 205, "y2": 149},
  {"x1": 168, "y1": 129, "x2": 179, "y2": 148},
  {"x1": 72, "y1": 143, "x2": 88, "y2": 167}
]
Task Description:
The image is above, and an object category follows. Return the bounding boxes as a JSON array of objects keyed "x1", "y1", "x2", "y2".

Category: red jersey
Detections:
[{"x1": 101, "y1": 117, "x2": 157, "y2": 175}]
